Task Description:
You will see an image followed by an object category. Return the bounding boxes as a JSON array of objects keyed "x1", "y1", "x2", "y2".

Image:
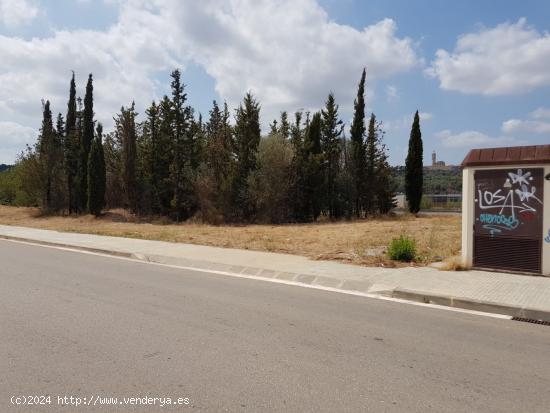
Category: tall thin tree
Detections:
[
  {"x1": 405, "y1": 111, "x2": 423, "y2": 213},
  {"x1": 78, "y1": 74, "x2": 94, "y2": 211},
  {"x1": 87, "y1": 123, "x2": 106, "y2": 216},
  {"x1": 321, "y1": 93, "x2": 343, "y2": 219},
  {"x1": 65, "y1": 72, "x2": 79, "y2": 213},
  {"x1": 349, "y1": 68, "x2": 367, "y2": 217}
]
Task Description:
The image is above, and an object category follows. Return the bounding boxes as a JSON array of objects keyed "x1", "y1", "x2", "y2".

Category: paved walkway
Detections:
[{"x1": 1, "y1": 224, "x2": 550, "y2": 320}]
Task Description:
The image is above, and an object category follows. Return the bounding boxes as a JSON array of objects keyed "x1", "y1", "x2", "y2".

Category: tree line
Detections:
[{"x1": 8, "y1": 68, "x2": 424, "y2": 222}]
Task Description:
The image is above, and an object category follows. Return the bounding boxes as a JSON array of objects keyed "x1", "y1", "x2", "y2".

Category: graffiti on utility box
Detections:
[{"x1": 474, "y1": 168, "x2": 544, "y2": 237}]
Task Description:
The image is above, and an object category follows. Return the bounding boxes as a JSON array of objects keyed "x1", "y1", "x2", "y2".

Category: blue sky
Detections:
[{"x1": 0, "y1": 0, "x2": 549, "y2": 166}]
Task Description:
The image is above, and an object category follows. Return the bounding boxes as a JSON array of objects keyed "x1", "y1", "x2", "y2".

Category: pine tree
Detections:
[
  {"x1": 349, "y1": 68, "x2": 367, "y2": 217},
  {"x1": 78, "y1": 74, "x2": 94, "y2": 212},
  {"x1": 289, "y1": 111, "x2": 306, "y2": 221},
  {"x1": 87, "y1": 123, "x2": 106, "y2": 216},
  {"x1": 156, "y1": 96, "x2": 175, "y2": 214},
  {"x1": 198, "y1": 100, "x2": 235, "y2": 222},
  {"x1": 321, "y1": 93, "x2": 343, "y2": 219},
  {"x1": 302, "y1": 112, "x2": 323, "y2": 221},
  {"x1": 405, "y1": 110, "x2": 423, "y2": 213},
  {"x1": 114, "y1": 103, "x2": 138, "y2": 212},
  {"x1": 232, "y1": 92, "x2": 261, "y2": 221},
  {"x1": 65, "y1": 72, "x2": 79, "y2": 213},
  {"x1": 279, "y1": 111, "x2": 290, "y2": 140},
  {"x1": 169, "y1": 69, "x2": 195, "y2": 221}
]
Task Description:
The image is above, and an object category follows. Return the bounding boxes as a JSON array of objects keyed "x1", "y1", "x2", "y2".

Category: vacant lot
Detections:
[{"x1": 0, "y1": 206, "x2": 461, "y2": 267}]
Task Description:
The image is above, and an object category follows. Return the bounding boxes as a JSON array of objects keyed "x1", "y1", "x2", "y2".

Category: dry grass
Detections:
[{"x1": 0, "y1": 205, "x2": 461, "y2": 267}]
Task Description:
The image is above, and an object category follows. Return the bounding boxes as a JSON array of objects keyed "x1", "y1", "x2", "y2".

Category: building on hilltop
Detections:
[{"x1": 429, "y1": 150, "x2": 454, "y2": 170}]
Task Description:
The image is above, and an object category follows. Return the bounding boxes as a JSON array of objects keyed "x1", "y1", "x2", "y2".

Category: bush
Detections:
[{"x1": 388, "y1": 235, "x2": 416, "y2": 261}]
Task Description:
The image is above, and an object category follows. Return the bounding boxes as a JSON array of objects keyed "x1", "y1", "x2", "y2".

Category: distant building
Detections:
[{"x1": 429, "y1": 151, "x2": 453, "y2": 169}]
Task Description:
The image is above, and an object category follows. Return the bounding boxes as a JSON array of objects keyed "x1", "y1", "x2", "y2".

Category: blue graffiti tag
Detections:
[
  {"x1": 545, "y1": 229, "x2": 550, "y2": 244},
  {"x1": 479, "y1": 213, "x2": 519, "y2": 235}
]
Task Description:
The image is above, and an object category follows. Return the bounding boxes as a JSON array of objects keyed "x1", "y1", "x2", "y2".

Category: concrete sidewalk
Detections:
[{"x1": 1, "y1": 224, "x2": 550, "y2": 321}]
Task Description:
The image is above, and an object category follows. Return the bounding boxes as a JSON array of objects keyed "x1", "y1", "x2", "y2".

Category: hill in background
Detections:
[{"x1": 392, "y1": 166, "x2": 462, "y2": 194}]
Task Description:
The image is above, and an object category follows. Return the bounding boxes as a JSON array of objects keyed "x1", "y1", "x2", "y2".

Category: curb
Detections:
[
  {"x1": 391, "y1": 288, "x2": 550, "y2": 323},
  {"x1": 0, "y1": 234, "x2": 135, "y2": 259},
  {"x1": 3, "y1": 233, "x2": 549, "y2": 322}
]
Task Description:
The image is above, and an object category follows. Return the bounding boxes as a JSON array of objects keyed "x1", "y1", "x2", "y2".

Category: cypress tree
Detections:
[
  {"x1": 232, "y1": 92, "x2": 261, "y2": 221},
  {"x1": 349, "y1": 68, "x2": 367, "y2": 217},
  {"x1": 144, "y1": 101, "x2": 160, "y2": 213},
  {"x1": 37, "y1": 100, "x2": 55, "y2": 210},
  {"x1": 321, "y1": 93, "x2": 343, "y2": 219},
  {"x1": 65, "y1": 72, "x2": 79, "y2": 213},
  {"x1": 405, "y1": 111, "x2": 423, "y2": 213},
  {"x1": 87, "y1": 123, "x2": 106, "y2": 216},
  {"x1": 364, "y1": 113, "x2": 377, "y2": 215},
  {"x1": 78, "y1": 74, "x2": 94, "y2": 211}
]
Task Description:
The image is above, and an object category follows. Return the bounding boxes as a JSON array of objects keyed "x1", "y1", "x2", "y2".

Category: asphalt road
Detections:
[{"x1": 1, "y1": 240, "x2": 549, "y2": 412}]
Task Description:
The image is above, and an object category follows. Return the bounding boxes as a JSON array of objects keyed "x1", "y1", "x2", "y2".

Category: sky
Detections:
[{"x1": 0, "y1": 0, "x2": 549, "y2": 166}]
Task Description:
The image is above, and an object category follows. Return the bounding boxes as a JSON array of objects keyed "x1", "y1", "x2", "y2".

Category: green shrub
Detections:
[{"x1": 388, "y1": 235, "x2": 416, "y2": 261}]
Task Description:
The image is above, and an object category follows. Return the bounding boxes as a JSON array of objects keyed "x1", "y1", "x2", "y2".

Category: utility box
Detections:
[{"x1": 461, "y1": 145, "x2": 550, "y2": 275}]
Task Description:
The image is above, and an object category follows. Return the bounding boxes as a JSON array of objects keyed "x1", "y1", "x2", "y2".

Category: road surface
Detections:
[{"x1": 1, "y1": 239, "x2": 549, "y2": 412}]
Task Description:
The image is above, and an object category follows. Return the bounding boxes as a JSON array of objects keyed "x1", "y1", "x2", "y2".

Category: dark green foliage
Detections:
[
  {"x1": 363, "y1": 113, "x2": 377, "y2": 214},
  {"x1": 302, "y1": 112, "x2": 323, "y2": 221},
  {"x1": 196, "y1": 101, "x2": 235, "y2": 223},
  {"x1": 65, "y1": 72, "x2": 79, "y2": 213},
  {"x1": 155, "y1": 96, "x2": 175, "y2": 214},
  {"x1": 388, "y1": 235, "x2": 416, "y2": 261},
  {"x1": 248, "y1": 132, "x2": 293, "y2": 223},
  {"x1": 169, "y1": 69, "x2": 196, "y2": 221},
  {"x1": 114, "y1": 103, "x2": 138, "y2": 212},
  {"x1": 289, "y1": 111, "x2": 307, "y2": 221},
  {"x1": 405, "y1": 111, "x2": 423, "y2": 213},
  {"x1": 37, "y1": 101, "x2": 64, "y2": 211},
  {"x1": 87, "y1": 123, "x2": 106, "y2": 216},
  {"x1": 321, "y1": 93, "x2": 343, "y2": 219},
  {"x1": 18, "y1": 66, "x2": 406, "y2": 224},
  {"x1": 349, "y1": 68, "x2": 367, "y2": 217},
  {"x1": 232, "y1": 92, "x2": 261, "y2": 222},
  {"x1": 78, "y1": 74, "x2": 94, "y2": 211}
]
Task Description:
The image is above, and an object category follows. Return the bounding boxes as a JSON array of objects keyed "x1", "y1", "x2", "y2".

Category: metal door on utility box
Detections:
[{"x1": 473, "y1": 168, "x2": 544, "y2": 273}]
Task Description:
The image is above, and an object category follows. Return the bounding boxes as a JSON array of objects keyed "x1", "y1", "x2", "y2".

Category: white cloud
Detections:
[
  {"x1": 435, "y1": 129, "x2": 518, "y2": 148},
  {"x1": 167, "y1": 0, "x2": 419, "y2": 120},
  {"x1": 0, "y1": 0, "x2": 39, "y2": 28},
  {"x1": 0, "y1": 0, "x2": 419, "y2": 163},
  {"x1": 502, "y1": 119, "x2": 550, "y2": 135},
  {"x1": 530, "y1": 107, "x2": 550, "y2": 119},
  {"x1": 386, "y1": 85, "x2": 398, "y2": 102},
  {"x1": 427, "y1": 18, "x2": 550, "y2": 95},
  {"x1": 0, "y1": 121, "x2": 37, "y2": 164},
  {"x1": 501, "y1": 106, "x2": 550, "y2": 135}
]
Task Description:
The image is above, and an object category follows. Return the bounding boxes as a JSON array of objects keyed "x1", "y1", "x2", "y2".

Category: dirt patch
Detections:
[{"x1": 0, "y1": 206, "x2": 461, "y2": 267}]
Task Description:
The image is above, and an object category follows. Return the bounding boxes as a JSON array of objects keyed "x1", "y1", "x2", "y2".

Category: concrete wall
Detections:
[{"x1": 462, "y1": 164, "x2": 550, "y2": 276}]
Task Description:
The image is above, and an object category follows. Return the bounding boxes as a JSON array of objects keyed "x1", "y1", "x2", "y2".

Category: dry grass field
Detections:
[{"x1": 0, "y1": 205, "x2": 461, "y2": 267}]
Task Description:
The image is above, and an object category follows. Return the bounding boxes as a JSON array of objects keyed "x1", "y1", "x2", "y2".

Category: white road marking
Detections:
[{"x1": 1, "y1": 237, "x2": 513, "y2": 321}]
